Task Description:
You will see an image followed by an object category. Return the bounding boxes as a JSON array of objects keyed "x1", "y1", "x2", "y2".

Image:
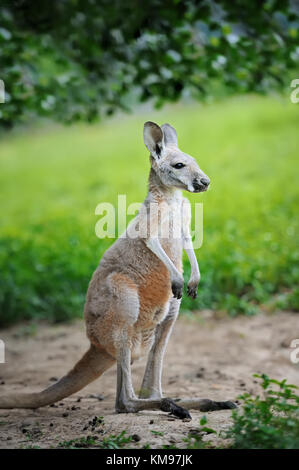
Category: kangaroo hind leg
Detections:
[{"x1": 139, "y1": 297, "x2": 180, "y2": 399}]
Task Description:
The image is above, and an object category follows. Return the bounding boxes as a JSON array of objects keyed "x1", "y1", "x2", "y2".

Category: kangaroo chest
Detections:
[{"x1": 159, "y1": 197, "x2": 184, "y2": 270}]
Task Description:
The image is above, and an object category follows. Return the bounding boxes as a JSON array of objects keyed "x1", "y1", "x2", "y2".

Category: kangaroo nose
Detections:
[
  {"x1": 192, "y1": 179, "x2": 202, "y2": 191},
  {"x1": 200, "y1": 177, "x2": 210, "y2": 187},
  {"x1": 192, "y1": 176, "x2": 210, "y2": 192}
]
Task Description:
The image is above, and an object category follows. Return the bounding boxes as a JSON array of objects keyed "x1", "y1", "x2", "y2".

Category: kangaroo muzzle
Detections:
[{"x1": 192, "y1": 176, "x2": 210, "y2": 193}]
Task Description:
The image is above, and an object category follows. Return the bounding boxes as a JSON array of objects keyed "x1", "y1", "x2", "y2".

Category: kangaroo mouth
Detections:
[{"x1": 192, "y1": 184, "x2": 209, "y2": 193}]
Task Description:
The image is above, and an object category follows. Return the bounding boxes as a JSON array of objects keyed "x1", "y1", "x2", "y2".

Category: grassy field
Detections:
[{"x1": 0, "y1": 95, "x2": 298, "y2": 325}]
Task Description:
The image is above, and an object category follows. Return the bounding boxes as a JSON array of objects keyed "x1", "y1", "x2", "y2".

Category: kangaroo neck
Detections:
[{"x1": 147, "y1": 167, "x2": 182, "y2": 203}]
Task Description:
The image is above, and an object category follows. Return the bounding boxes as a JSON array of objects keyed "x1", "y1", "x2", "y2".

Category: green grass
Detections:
[
  {"x1": 227, "y1": 374, "x2": 299, "y2": 449},
  {"x1": 0, "y1": 95, "x2": 298, "y2": 325}
]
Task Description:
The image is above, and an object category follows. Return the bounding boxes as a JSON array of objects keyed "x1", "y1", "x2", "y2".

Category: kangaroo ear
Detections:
[
  {"x1": 161, "y1": 123, "x2": 178, "y2": 147},
  {"x1": 143, "y1": 121, "x2": 165, "y2": 159}
]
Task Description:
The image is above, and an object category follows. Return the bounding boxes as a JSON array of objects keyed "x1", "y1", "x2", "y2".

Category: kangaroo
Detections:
[{"x1": 0, "y1": 122, "x2": 235, "y2": 418}]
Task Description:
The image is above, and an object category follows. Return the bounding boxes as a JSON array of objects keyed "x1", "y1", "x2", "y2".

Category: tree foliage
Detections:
[{"x1": 0, "y1": 0, "x2": 298, "y2": 128}]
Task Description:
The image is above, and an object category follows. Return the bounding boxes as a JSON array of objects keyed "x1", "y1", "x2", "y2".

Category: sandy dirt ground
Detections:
[{"x1": 0, "y1": 310, "x2": 298, "y2": 449}]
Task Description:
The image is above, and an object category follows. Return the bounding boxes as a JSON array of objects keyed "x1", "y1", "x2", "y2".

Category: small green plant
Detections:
[
  {"x1": 197, "y1": 415, "x2": 217, "y2": 435},
  {"x1": 58, "y1": 436, "x2": 97, "y2": 448},
  {"x1": 183, "y1": 416, "x2": 217, "y2": 449},
  {"x1": 162, "y1": 444, "x2": 178, "y2": 449},
  {"x1": 99, "y1": 431, "x2": 133, "y2": 449},
  {"x1": 58, "y1": 431, "x2": 133, "y2": 449},
  {"x1": 151, "y1": 430, "x2": 164, "y2": 437},
  {"x1": 23, "y1": 427, "x2": 43, "y2": 441},
  {"x1": 226, "y1": 374, "x2": 299, "y2": 449},
  {"x1": 142, "y1": 443, "x2": 152, "y2": 449},
  {"x1": 183, "y1": 432, "x2": 211, "y2": 449}
]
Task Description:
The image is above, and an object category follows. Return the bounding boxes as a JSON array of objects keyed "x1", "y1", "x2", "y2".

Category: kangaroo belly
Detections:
[{"x1": 134, "y1": 261, "x2": 171, "y2": 329}]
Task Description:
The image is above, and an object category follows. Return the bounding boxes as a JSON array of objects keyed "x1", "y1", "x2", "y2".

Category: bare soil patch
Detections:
[{"x1": 0, "y1": 311, "x2": 298, "y2": 449}]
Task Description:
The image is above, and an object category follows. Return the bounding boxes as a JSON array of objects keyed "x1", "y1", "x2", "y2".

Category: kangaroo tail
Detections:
[{"x1": 0, "y1": 344, "x2": 115, "y2": 409}]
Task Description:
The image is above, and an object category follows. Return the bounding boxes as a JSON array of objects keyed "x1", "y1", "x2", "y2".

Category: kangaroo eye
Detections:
[{"x1": 173, "y1": 163, "x2": 185, "y2": 169}]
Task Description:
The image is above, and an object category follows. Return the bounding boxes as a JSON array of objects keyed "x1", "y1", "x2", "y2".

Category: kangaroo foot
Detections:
[
  {"x1": 115, "y1": 397, "x2": 191, "y2": 419},
  {"x1": 173, "y1": 398, "x2": 237, "y2": 411},
  {"x1": 115, "y1": 397, "x2": 236, "y2": 419},
  {"x1": 160, "y1": 398, "x2": 191, "y2": 419}
]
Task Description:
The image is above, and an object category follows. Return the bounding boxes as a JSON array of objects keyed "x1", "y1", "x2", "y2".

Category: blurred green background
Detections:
[{"x1": 0, "y1": 94, "x2": 298, "y2": 326}]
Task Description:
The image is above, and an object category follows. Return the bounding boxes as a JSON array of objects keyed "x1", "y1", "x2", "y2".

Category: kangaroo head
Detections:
[{"x1": 143, "y1": 121, "x2": 210, "y2": 193}]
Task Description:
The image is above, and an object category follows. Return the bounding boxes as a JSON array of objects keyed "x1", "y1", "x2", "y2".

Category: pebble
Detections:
[{"x1": 88, "y1": 393, "x2": 105, "y2": 401}]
